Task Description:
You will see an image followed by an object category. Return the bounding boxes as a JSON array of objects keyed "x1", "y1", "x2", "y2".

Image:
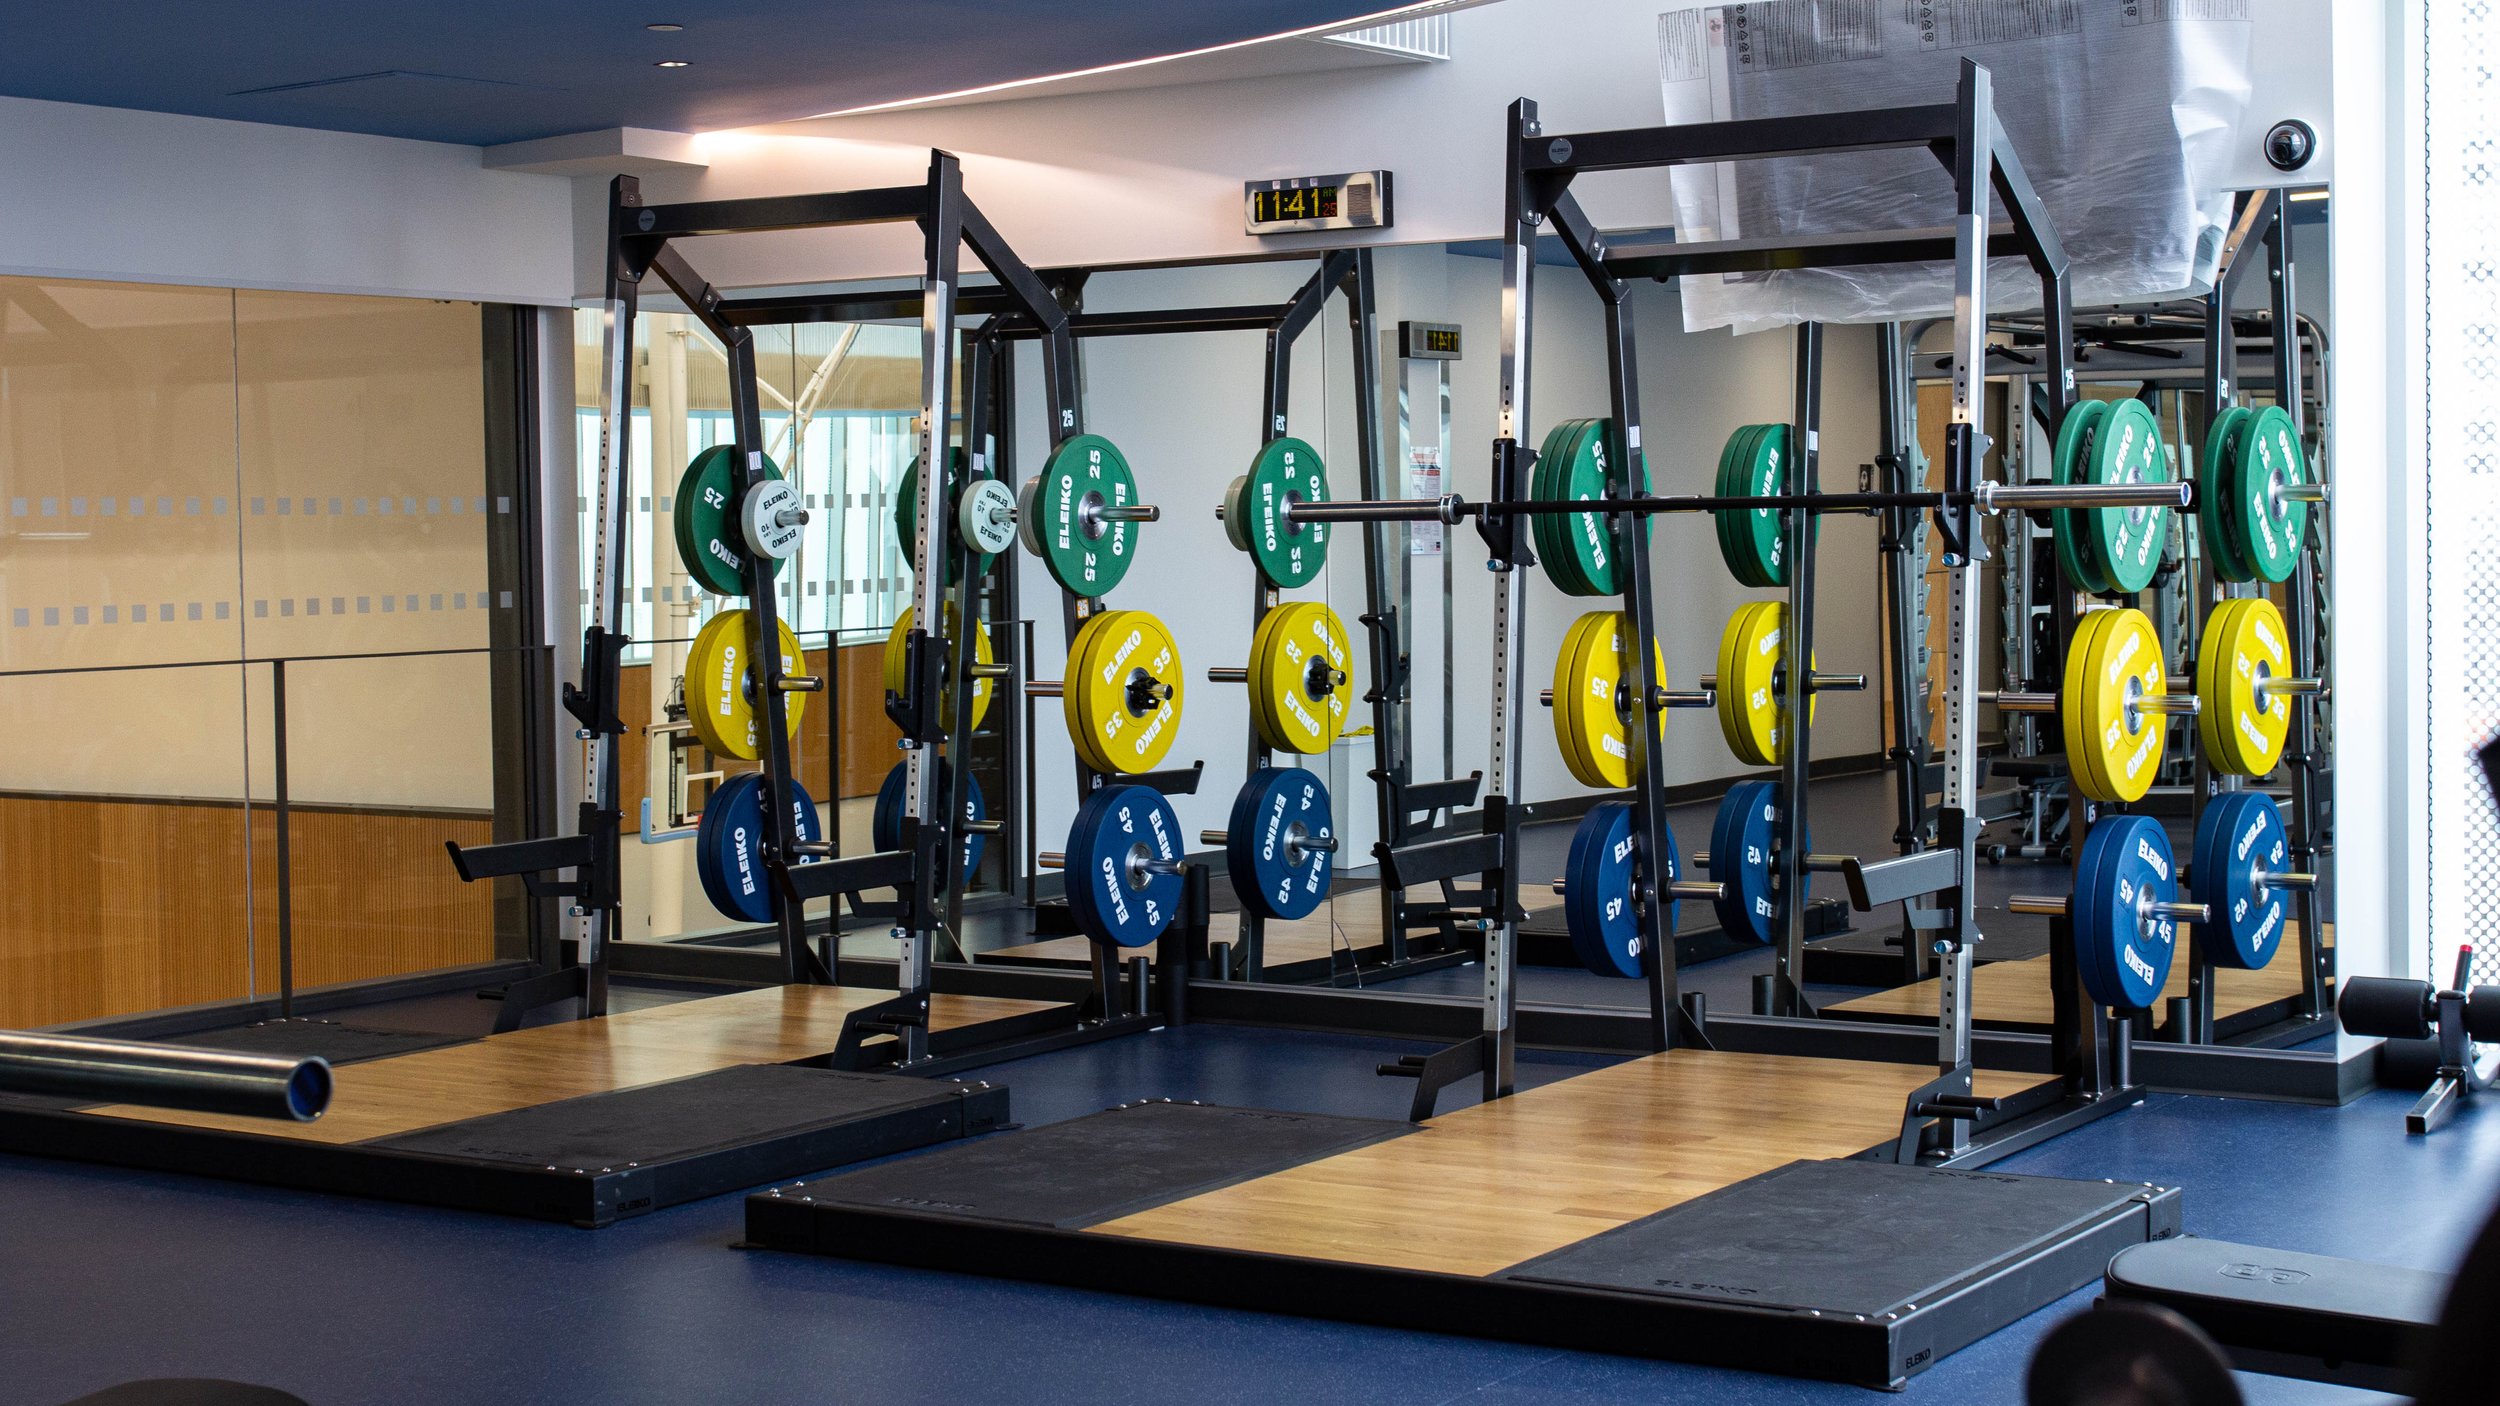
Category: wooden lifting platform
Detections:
[{"x1": 0, "y1": 986, "x2": 1062, "y2": 1225}]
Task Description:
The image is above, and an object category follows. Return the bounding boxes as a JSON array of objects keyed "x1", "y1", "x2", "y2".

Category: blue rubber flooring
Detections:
[{"x1": 2, "y1": 1020, "x2": 2490, "y2": 1406}]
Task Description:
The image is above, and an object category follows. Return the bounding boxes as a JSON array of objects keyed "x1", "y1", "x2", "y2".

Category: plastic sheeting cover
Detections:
[{"x1": 1655, "y1": 2, "x2": 2256, "y2": 333}]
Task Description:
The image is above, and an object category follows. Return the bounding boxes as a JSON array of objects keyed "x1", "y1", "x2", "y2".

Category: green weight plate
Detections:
[
  {"x1": 1714, "y1": 424, "x2": 1765, "y2": 587},
  {"x1": 1242, "y1": 436, "x2": 1332, "y2": 589},
  {"x1": 2198, "y1": 406, "x2": 2255, "y2": 583},
  {"x1": 1727, "y1": 423, "x2": 1800, "y2": 588},
  {"x1": 1530, "y1": 420, "x2": 1576, "y2": 594},
  {"x1": 894, "y1": 447, "x2": 993, "y2": 588},
  {"x1": 2232, "y1": 405, "x2": 2308, "y2": 583},
  {"x1": 673, "y1": 445, "x2": 787, "y2": 598},
  {"x1": 2086, "y1": 398, "x2": 2171, "y2": 596},
  {"x1": 2051, "y1": 400, "x2": 2112, "y2": 595},
  {"x1": 1539, "y1": 419, "x2": 1603, "y2": 596},
  {"x1": 1026, "y1": 433, "x2": 1143, "y2": 598}
]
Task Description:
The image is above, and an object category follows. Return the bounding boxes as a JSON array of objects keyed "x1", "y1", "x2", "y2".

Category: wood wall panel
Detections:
[{"x1": 0, "y1": 794, "x2": 494, "y2": 1028}]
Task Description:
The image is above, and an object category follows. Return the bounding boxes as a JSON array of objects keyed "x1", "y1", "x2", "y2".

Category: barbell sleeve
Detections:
[
  {"x1": 0, "y1": 1030, "x2": 331, "y2": 1122},
  {"x1": 1977, "y1": 481, "x2": 2192, "y2": 512},
  {"x1": 1281, "y1": 495, "x2": 1467, "y2": 526},
  {"x1": 1201, "y1": 829, "x2": 1229, "y2": 846}
]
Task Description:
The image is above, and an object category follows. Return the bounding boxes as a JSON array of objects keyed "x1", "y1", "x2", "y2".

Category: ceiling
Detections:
[{"x1": 0, "y1": 1, "x2": 1435, "y2": 147}]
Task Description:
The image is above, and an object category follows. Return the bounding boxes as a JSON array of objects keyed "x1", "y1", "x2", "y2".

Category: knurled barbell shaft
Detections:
[{"x1": 1977, "y1": 481, "x2": 2193, "y2": 511}]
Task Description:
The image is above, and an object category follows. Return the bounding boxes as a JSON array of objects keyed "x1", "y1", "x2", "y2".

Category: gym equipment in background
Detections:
[{"x1": 2339, "y1": 947, "x2": 2500, "y2": 1134}]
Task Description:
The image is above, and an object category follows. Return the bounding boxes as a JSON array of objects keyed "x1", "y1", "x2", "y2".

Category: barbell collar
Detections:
[
  {"x1": 2007, "y1": 894, "x2": 2071, "y2": 916},
  {"x1": 1976, "y1": 480, "x2": 2192, "y2": 512},
  {"x1": 1282, "y1": 494, "x2": 1466, "y2": 526},
  {"x1": 1207, "y1": 667, "x2": 1250, "y2": 685}
]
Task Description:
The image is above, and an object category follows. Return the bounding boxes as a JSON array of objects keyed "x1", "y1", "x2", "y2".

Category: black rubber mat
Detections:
[
  {"x1": 168, "y1": 1018, "x2": 472, "y2": 1065},
  {"x1": 798, "y1": 1099, "x2": 1414, "y2": 1228},
  {"x1": 373, "y1": 1064, "x2": 987, "y2": 1168},
  {"x1": 1502, "y1": 1159, "x2": 2154, "y2": 1315}
]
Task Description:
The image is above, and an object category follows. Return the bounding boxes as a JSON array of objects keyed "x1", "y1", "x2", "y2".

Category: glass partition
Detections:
[{"x1": 0, "y1": 275, "x2": 537, "y2": 1026}]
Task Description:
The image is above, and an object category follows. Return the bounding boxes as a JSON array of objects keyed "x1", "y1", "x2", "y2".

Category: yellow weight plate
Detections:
[
  {"x1": 1068, "y1": 609, "x2": 1186, "y2": 775},
  {"x1": 2067, "y1": 606, "x2": 2167, "y2": 803},
  {"x1": 1248, "y1": 603, "x2": 1291, "y2": 758},
  {"x1": 2204, "y1": 596, "x2": 2293, "y2": 776},
  {"x1": 1254, "y1": 602, "x2": 1353, "y2": 755},
  {"x1": 686, "y1": 608, "x2": 806, "y2": 762},
  {"x1": 1060, "y1": 609, "x2": 1123, "y2": 774},
  {"x1": 1559, "y1": 612, "x2": 1667, "y2": 789},
  {"x1": 2192, "y1": 598, "x2": 2245, "y2": 776},
  {"x1": 1550, "y1": 610, "x2": 1608, "y2": 784},
  {"x1": 2056, "y1": 608, "x2": 2116, "y2": 803},
  {"x1": 1714, "y1": 603, "x2": 1820, "y2": 766},
  {"x1": 882, "y1": 605, "x2": 995, "y2": 735}
]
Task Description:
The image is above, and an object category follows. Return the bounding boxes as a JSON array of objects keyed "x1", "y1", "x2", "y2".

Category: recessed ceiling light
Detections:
[
  {"x1": 647, "y1": 22, "x2": 683, "y2": 31},
  {"x1": 655, "y1": 59, "x2": 691, "y2": 68}
]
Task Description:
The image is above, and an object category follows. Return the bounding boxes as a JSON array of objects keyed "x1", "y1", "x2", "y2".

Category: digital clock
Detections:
[
  {"x1": 1398, "y1": 321, "x2": 1462, "y2": 361},
  {"x1": 1244, "y1": 171, "x2": 1392, "y2": 235}
]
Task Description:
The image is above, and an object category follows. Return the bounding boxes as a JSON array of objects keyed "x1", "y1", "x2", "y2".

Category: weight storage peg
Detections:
[
  {"x1": 1025, "y1": 610, "x2": 1185, "y2": 775},
  {"x1": 1702, "y1": 602, "x2": 1867, "y2": 766},
  {"x1": 2011, "y1": 814, "x2": 2207, "y2": 1010},
  {"x1": 1216, "y1": 437, "x2": 1332, "y2": 589},
  {"x1": 1542, "y1": 610, "x2": 1705, "y2": 789},
  {"x1": 1021, "y1": 434, "x2": 1161, "y2": 596},
  {"x1": 1202, "y1": 767, "x2": 1337, "y2": 921},
  {"x1": 1206, "y1": 602, "x2": 1353, "y2": 754},
  {"x1": 1551, "y1": 802, "x2": 1727, "y2": 978}
]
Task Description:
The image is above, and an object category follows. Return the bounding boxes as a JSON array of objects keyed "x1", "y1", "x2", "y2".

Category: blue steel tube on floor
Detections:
[{"x1": 0, "y1": 1031, "x2": 331, "y2": 1121}]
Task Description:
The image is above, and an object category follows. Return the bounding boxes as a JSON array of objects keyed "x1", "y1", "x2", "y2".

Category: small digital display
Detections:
[
  {"x1": 1418, "y1": 327, "x2": 1459, "y2": 355},
  {"x1": 1251, "y1": 185, "x2": 1339, "y2": 225},
  {"x1": 1399, "y1": 321, "x2": 1462, "y2": 361}
]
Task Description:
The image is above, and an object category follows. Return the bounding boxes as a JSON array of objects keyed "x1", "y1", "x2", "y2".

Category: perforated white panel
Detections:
[{"x1": 2426, "y1": 0, "x2": 2500, "y2": 985}]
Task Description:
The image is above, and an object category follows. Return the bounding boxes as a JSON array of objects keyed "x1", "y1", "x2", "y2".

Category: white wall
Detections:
[{"x1": 0, "y1": 96, "x2": 574, "y2": 306}]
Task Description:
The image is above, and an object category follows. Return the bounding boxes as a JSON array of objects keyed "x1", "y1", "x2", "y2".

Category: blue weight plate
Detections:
[
  {"x1": 2200, "y1": 792, "x2": 2290, "y2": 970},
  {"x1": 1707, "y1": 781, "x2": 1810, "y2": 946},
  {"x1": 695, "y1": 772, "x2": 823, "y2": 924},
  {"x1": 1227, "y1": 766, "x2": 1334, "y2": 921},
  {"x1": 1063, "y1": 784, "x2": 1184, "y2": 948},
  {"x1": 2076, "y1": 814, "x2": 2180, "y2": 1010},
  {"x1": 694, "y1": 773, "x2": 759, "y2": 920},
  {"x1": 2069, "y1": 812, "x2": 2123, "y2": 1008},
  {"x1": 2188, "y1": 791, "x2": 2231, "y2": 963},
  {"x1": 871, "y1": 759, "x2": 988, "y2": 886},
  {"x1": 1564, "y1": 802, "x2": 1653, "y2": 979}
]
